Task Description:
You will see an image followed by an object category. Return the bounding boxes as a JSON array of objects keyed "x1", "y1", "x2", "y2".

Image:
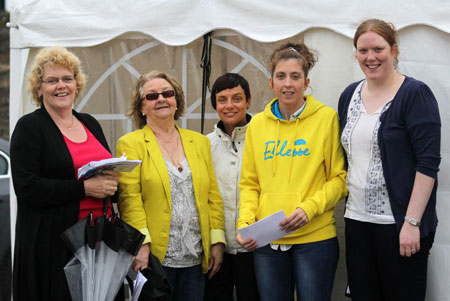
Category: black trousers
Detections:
[
  {"x1": 205, "y1": 252, "x2": 259, "y2": 301},
  {"x1": 345, "y1": 218, "x2": 435, "y2": 301}
]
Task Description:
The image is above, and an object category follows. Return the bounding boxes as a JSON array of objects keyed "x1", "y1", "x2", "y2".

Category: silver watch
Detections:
[{"x1": 404, "y1": 216, "x2": 421, "y2": 227}]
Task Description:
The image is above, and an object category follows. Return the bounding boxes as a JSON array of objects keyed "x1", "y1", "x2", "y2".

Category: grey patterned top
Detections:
[{"x1": 162, "y1": 157, "x2": 203, "y2": 267}]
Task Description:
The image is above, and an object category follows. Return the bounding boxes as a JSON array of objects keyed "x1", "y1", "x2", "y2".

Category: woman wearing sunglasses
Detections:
[{"x1": 116, "y1": 71, "x2": 225, "y2": 300}]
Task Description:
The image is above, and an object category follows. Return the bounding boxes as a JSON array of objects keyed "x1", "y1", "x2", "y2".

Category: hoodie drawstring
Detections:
[
  {"x1": 288, "y1": 118, "x2": 300, "y2": 183},
  {"x1": 272, "y1": 119, "x2": 280, "y2": 176}
]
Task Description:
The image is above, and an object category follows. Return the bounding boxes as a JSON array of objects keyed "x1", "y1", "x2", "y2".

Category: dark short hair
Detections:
[{"x1": 210, "y1": 73, "x2": 251, "y2": 110}]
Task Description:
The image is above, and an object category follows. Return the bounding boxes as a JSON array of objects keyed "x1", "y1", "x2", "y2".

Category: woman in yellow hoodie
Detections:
[{"x1": 237, "y1": 43, "x2": 347, "y2": 301}]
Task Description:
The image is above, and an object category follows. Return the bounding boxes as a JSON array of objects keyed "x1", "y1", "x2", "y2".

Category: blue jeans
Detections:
[
  {"x1": 253, "y1": 238, "x2": 339, "y2": 301},
  {"x1": 163, "y1": 265, "x2": 205, "y2": 301}
]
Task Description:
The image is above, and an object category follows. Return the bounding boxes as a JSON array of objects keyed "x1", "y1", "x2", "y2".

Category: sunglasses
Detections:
[{"x1": 144, "y1": 90, "x2": 175, "y2": 101}]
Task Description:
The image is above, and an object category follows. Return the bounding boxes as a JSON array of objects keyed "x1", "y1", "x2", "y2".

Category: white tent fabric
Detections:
[
  {"x1": 9, "y1": 0, "x2": 450, "y2": 47},
  {"x1": 9, "y1": 1, "x2": 450, "y2": 300}
]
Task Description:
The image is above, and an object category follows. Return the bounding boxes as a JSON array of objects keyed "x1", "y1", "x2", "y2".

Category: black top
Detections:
[{"x1": 11, "y1": 104, "x2": 111, "y2": 300}]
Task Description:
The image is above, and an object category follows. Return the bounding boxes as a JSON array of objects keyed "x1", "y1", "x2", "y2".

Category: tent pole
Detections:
[{"x1": 200, "y1": 32, "x2": 212, "y2": 134}]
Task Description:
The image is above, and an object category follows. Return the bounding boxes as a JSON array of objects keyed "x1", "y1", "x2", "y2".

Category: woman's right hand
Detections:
[
  {"x1": 236, "y1": 233, "x2": 257, "y2": 252},
  {"x1": 133, "y1": 243, "x2": 150, "y2": 272},
  {"x1": 84, "y1": 169, "x2": 119, "y2": 199}
]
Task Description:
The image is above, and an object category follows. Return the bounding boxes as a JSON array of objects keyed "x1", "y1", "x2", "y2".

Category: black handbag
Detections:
[{"x1": 137, "y1": 252, "x2": 173, "y2": 300}]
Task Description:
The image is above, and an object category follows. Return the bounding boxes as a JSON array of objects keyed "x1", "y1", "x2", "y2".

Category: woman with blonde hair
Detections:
[
  {"x1": 11, "y1": 46, "x2": 118, "y2": 300},
  {"x1": 116, "y1": 71, "x2": 225, "y2": 300}
]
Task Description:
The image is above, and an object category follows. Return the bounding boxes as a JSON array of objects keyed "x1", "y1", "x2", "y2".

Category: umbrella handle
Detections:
[
  {"x1": 104, "y1": 196, "x2": 119, "y2": 220},
  {"x1": 103, "y1": 197, "x2": 111, "y2": 217}
]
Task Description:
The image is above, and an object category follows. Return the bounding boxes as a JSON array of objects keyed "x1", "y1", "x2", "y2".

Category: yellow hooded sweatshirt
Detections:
[{"x1": 237, "y1": 95, "x2": 348, "y2": 244}]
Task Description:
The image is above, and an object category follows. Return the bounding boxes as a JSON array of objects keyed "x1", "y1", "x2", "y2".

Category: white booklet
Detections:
[
  {"x1": 238, "y1": 210, "x2": 293, "y2": 248},
  {"x1": 77, "y1": 154, "x2": 142, "y2": 179},
  {"x1": 132, "y1": 271, "x2": 148, "y2": 301}
]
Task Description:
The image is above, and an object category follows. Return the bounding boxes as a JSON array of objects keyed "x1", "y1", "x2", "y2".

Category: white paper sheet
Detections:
[
  {"x1": 77, "y1": 154, "x2": 141, "y2": 179},
  {"x1": 132, "y1": 271, "x2": 148, "y2": 301},
  {"x1": 238, "y1": 210, "x2": 293, "y2": 248}
]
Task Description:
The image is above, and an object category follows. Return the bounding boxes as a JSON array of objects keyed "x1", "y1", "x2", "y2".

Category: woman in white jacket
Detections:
[{"x1": 205, "y1": 73, "x2": 259, "y2": 300}]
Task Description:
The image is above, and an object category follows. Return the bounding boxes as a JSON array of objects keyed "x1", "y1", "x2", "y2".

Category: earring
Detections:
[{"x1": 142, "y1": 112, "x2": 145, "y2": 116}]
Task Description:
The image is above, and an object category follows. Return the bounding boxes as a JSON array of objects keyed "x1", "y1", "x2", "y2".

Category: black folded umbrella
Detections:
[{"x1": 61, "y1": 198, "x2": 145, "y2": 301}]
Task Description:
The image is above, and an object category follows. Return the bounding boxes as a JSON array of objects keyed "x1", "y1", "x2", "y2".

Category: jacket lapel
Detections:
[
  {"x1": 143, "y1": 126, "x2": 172, "y2": 206},
  {"x1": 179, "y1": 128, "x2": 201, "y2": 204},
  {"x1": 38, "y1": 105, "x2": 75, "y2": 175}
]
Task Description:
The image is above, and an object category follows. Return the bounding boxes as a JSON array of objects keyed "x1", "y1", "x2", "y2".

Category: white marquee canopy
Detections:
[
  {"x1": 9, "y1": 0, "x2": 450, "y2": 47},
  {"x1": 9, "y1": 1, "x2": 450, "y2": 300}
]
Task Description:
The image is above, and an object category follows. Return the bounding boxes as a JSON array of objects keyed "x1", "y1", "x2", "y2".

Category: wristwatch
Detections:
[{"x1": 404, "y1": 216, "x2": 421, "y2": 227}]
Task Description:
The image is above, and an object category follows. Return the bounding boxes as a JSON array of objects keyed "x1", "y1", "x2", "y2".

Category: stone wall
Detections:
[{"x1": 0, "y1": 11, "x2": 9, "y2": 140}]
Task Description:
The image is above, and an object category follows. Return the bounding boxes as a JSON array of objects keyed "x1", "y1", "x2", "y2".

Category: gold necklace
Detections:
[
  {"x1": 57, "y1": 115, "x2": 75, "y2": 131},
  {"x1": 67, "y1": 115, "x2": 75, "y2": 131},
  {"x1": 156, "y1": 131, "x2": 184, "y2": 172}
]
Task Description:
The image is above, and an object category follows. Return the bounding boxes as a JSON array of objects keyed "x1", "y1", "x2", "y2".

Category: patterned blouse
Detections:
[
  {"x1": 341, "y1": 81, "x2": 395, "y2": 224},
  {"x1": 162, "y1": 157, "x2": 203, "y2": 267}
]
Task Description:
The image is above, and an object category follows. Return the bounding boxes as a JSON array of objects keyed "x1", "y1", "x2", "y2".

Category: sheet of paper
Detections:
[
  {"x1": 238, "y1": 210, "x2": 293, "y2": 248},
  {"x1": 77, "y1": 154, "x2": 142, "y2": 179},
  {"x1": 132, "y1": 271, "x2": 148, "y2": 301}
]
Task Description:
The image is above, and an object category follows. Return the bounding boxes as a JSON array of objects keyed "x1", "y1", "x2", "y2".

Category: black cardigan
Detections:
[{"x1": 11, "y1": 105, "x2": 111, "y2": 300}]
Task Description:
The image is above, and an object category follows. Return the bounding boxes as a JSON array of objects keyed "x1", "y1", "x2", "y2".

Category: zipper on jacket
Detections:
[{"x1": 231, "y1": 141, "x2": 238, "y2": 153}]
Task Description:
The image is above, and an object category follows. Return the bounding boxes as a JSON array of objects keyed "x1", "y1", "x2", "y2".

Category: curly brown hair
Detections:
[
  {"x1": 270, "y1": 42, "x2": 318, "y2": 79},
  {"x1": 128, "y1": 71, "x2": 185, "y2": 129},
  {"x1": 28, "y1": 46, "x2": 86, "y2": 106}
]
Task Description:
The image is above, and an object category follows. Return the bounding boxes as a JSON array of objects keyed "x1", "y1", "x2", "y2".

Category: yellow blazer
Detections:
[{"x1": 116, "y1": 125, "x2": 225, "y2": 273}]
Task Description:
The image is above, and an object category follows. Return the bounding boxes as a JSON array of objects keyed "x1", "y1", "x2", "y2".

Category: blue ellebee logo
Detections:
[{"x1": 264, "y1": 139, "x2": 310, "y2": 160}]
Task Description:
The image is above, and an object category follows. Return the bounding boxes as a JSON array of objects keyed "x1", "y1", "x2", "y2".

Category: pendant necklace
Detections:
[
  {"x1": 58, "y1": 115, "x2": 75, "y2": 131},
  {"x1": 66, "y1": 115, "x2": 75, "y2": 131},
  {"x1": 158, "y1": 131, "x2": 183, "y2": 172}
]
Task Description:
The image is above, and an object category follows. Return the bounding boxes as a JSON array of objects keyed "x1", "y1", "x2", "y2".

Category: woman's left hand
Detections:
[
  {"x1": 208, "y1": 243, "x2": 224, "y2": 279},
  {"x1": 279, "y1": 207, "x2": 309, "y2": 232},
  {"x1": 399, "y1": 222, "x2": 420, "y2": 257},
  {"x1": 100, "y1": 169, "x2": 120, "y2": 182},
  {"x1": 132, "y1": 243, "x2": 150, "y2": 272}
]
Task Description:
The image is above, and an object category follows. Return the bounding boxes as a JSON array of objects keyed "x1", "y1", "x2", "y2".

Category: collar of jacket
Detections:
[
  {"x1": 141, "y1": 124, "x2": 200, "y2": 207},
  {"x1": 214, "y1": 114, "x2": 251, "y2": 141}
]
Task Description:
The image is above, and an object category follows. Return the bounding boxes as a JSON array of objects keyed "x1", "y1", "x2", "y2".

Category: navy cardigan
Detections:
[{"x1": 338, "y1": 76, "x2": 441, "y2": 238}]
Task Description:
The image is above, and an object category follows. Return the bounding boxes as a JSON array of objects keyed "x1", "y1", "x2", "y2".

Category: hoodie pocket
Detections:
[{"x1": 256, "y1": 192, "x2": 302, "y2": 221}]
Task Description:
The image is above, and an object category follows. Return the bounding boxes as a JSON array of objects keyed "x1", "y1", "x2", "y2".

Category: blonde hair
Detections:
[
  {"x1": 128, "y1": 71, "x2": 185, "y2": 129},
  {"x1": 28, "y1": 46, "x2": 86, "y2": 106}
]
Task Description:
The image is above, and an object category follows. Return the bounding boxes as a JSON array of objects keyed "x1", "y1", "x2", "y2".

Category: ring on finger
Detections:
[{"x1": 411, "y1": 249, "x2": 416, "y2": 253}]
